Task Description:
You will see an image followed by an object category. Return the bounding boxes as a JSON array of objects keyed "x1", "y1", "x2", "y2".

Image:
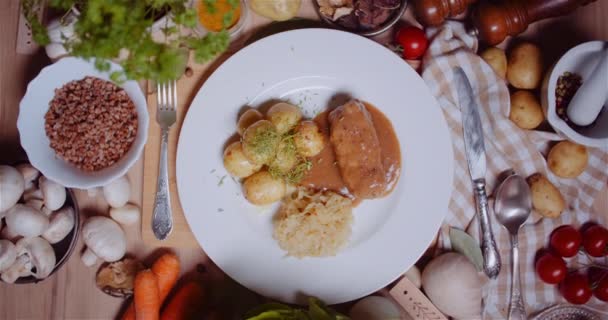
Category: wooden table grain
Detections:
[{"x1": 0, "y1": 0, "x2": 606, "y2": 319}]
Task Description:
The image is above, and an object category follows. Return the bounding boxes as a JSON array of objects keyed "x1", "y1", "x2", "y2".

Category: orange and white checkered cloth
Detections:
[{"x1": 420, "y1": 22, "x2": 608, "y2": 319}]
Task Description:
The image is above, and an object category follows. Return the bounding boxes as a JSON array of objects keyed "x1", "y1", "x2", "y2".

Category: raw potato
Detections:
[
  {"x1": 547, "y1": 141, "x2": 588, "y2": 178},
  {"x1": 223, "y1": 141, "x2": 263, "y2": 178},
  {"x1": 509, "y1": 90, "x2": 544, "y2": 129},
  {"x1": 266, "y1": 102, "x2": 303, "y2": 134},
  {"x1": 480, "y1": 47, "x2": 507, "y2": 79},
  {"x1": 527, "y1": 173, "x2": 565, "y2": 218},
  {"x1": 294, "y1": 121, "x2": 325, "y2": 157},
  {"x1": 507, "y1": 42, "x2": 543, "y2": 89},
  {"x1": 250, "y1": 0, "x2": 301, "y2": 21},
  {"x1": 243, "y1": 171, "x2": 286, "y2": 205},
  {"x1": 237, "y1": 109, "x2": 263, "y2": 136},
  {"x1": 242, "y1": 120, "x2": 280, "y2": 165}
]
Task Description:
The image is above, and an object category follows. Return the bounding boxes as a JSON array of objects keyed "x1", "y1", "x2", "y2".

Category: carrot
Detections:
[
  {"x1": 160, "y1": 282, "x2": 206, "y2": 320},
  {"x1": 134, "y1": 270, "x2": 160, "y2": 320},
  {"x1": 122, "y1": 253, "x2": 181, "y2": 320}
]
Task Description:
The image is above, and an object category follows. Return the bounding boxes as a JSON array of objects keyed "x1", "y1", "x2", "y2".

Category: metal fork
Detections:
[{"x1": 152, "y1": 80, "x2": 177, "y2": 240}]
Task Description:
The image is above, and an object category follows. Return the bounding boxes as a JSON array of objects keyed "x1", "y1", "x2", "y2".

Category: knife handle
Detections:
[{"x1": 473, "y1": 179, "x2": 501, "y2": 279}]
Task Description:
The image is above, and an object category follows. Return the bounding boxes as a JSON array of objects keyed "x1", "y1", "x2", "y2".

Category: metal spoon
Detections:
[{"x1": 494, "y1": 173, "x2": 532, "y2": 320}]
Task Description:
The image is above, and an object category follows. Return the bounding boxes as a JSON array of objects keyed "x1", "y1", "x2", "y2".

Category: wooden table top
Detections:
[{"x1": 0, "y1": 0, "x2": 606, "y2": 319}]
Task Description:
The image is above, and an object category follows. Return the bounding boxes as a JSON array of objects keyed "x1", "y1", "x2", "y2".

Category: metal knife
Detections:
[{"x1": 454, "y1": 67, "x2": 501, "y2": 279}]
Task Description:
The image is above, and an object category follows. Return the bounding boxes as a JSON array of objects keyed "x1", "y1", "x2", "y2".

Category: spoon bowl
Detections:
[{"x1": 494, "y1": 174, "x2": 532, "y2": 234}]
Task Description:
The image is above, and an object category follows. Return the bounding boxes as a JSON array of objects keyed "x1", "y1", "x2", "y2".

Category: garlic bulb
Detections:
[
  {"x1": 421, "y1": 252, "x2": 484, "y2": 319},
  {"x1": 44, "y1": 9, "x2": 78, "y2": 61}
]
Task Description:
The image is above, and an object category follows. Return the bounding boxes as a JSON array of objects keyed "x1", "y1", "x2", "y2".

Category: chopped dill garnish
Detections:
[
  {"x1": 284, "y1": 160, "x2": 313, "y2": 184},
  {"x1": 218, "y1": 175, "x2": 227, "y2": 186},
  {"x1": 244, "y1": 122, "x2": 280, "y2": 162}
]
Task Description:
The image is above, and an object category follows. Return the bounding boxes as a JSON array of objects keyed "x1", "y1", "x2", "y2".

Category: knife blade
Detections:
[{"x1": 454, "y1": 67, "x2": 501, "y2": 279}]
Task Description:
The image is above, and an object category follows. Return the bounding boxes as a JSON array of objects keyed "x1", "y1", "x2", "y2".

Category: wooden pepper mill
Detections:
[
  {"x1": 413, "y1": 0, "x2": 477, "y2": 26},
  {"x1": 471, "y1": 0, "x2": 598, "y2": 45}
]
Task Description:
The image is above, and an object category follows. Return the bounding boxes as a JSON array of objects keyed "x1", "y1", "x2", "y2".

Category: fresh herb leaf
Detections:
[{"x1": 449, "y1": 227, "x2": 484, "y2": 271}]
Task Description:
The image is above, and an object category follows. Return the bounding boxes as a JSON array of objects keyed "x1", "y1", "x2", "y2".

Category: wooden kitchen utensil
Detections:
[
  {"x1": 471, "y1": 0, "x2": 598, "y2": 45},
  {"x1": 413, "y1": 0, "x2": 477, "y2": 26}
]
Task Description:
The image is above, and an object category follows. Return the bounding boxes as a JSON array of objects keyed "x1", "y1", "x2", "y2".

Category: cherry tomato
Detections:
[
  {"x1": 536, "y1": 253, "x2": 567, "y2": 284},
  {"x1": 550, "y1": 225, "x2": 582, "y2": 257},
  {"x1": 582, "y1": 225, "x2": 608, "y2": 257},
  {"x1": 395, "y1": 26, "x2": 428, "y2": 60},
  {"x1": 560, "y1": 273, "x2": 592, "y2": 304},
  {"x1": 594, "y1": 273, "x2": 608, "y2": 302}
]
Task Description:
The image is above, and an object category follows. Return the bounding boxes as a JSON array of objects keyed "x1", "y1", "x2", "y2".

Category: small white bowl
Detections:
[
  {"x1": 541, "y1": 41, "x2": 608, "y2": 149},
  {"x1": 17, "y1": 57, "x2": 149, "y2": 189}
]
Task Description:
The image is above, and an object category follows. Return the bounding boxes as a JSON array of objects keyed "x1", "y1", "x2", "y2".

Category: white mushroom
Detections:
[
  {"x1": 0, "y1": 240, "x2": 17, "y2": 273},
  {"x1": 81, "y1": 216, "x2": 126, "y2": 267},
  {"x1": 102, "y1": 176, "x2": 131, "y2": 208},
  {"x1": 39, "y1": 176, "x2": 66, "y2": 211},
  {"x1": 1, "y1": 237, "x2": 56, "y2": 283},
  {"x1": 0, "y1": 165, "x2": 25, "y2": 212},
  {"x1": 42, "y1": 207, "x2": 75, "y2": 244},
  {"x1": 109, "y1": 204, "x2": 140, "y2": 226},
  {"x1": 23, "y1": 187, "x2": 44, "y2": 202},
  {"x1": 5, "y1": 204, "x2": 50, "y2": 238},
  {"x1": 0, "y1": 225, "x2": 21, "y2": 242},
  {"x1": 15, "y1": 164, "x2": 39, "y2": 192},
  {"x1": 25, "y1": 199, "x2": 45, "y2": 211}
]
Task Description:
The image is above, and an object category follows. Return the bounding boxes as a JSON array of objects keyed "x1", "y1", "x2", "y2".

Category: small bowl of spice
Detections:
[
  {"x1": 17, "y1": 57, "x2": 149, "y2": 189},
  {"x1": 541, "y1": 41, "x2": 608, "y2": 148},
  {"x1": 193, "y1": 0, "x2": 248, "y2": 38},
  {"x1": 315, "y1": 0, "x2": 407, "y2": 37}
]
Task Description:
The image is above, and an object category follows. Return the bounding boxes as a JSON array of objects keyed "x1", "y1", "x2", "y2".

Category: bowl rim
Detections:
[
  {"x1": 17, "y1": 57, "x2": 149, "y2": 189},
  {"x1": 313, "y1": 0, "x2": 409, "y2": 37},
  {"x1": 543, "y1": 40, "x2": 608, "y2": 148}
]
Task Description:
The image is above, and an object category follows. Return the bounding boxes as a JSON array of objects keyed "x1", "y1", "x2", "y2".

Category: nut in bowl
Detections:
[{"x1": 17, "y1": 57, "x2": 149, "y2": 189}]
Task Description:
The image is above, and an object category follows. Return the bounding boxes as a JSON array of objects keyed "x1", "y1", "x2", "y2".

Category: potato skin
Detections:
[
  {"x1": 480, "y1": 47, "x2": 507, "y2": 79},
  {"x1": 294, "y1": 121, "x2": 325, "y2": 157},
  {"x1": 509, "y1": 90, "x2": 544, "y2": 129},
  {"x1": 266, "y1": 102, "x2": 302, "y2": 134},
  {"x1": 527, "y1": 173, "x2": 565, "y2": 218},
  {"x1": 507, "y1": 42, "x2": 543, "y2": 89},
  {"x1": 223, "y1": 142, "x2": 262, "y2": 178},
  {"x1": 547, "y1": 141, "x2": 588, "y2": 178},
  {"x1": 243, "y1": 171, "x2": 286, "y2": 205},
  {"x1": 241, "y1": 120, "x2": 280, "y2": 165},
  {"x1": 237, "y1": 109, "x2": 263, "y2": 136}
]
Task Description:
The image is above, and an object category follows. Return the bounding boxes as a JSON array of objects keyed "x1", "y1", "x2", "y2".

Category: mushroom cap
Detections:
[
  {"x1": 15, "y1": 237, "x2": 56, "y2": 279},
  {"x1": 0, "y1": 239, "x2": 17, "y2": 273},
  {"x1": 5, "y1": 204, "x2": 50, "y2": 238},
  {"x1": 39, "y1": 176, "x2": 66, "y2": 211},
  {"x1": 0, "y1": 165, "x2": 25, "y2": 212},
  {"x1": 102, "y1": 176, "x2": 131, "y2": 208},
  {"x1": 82, "y1": 216, "x2": 126, "y2": 262},
  {"x1": 42, "y1": 207, "x2": 75, "y2": 244}
]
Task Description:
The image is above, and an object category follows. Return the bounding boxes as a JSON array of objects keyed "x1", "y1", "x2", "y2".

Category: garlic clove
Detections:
[
  {"x1": 102, "y1": 176, "x2": 131, "y2": 208},
  {"x1": 39, "y1": 176, "x2": 66, "y2": 211},
  {"x1": 109, "y1": 204, "x2": 140, "y2": 226}
]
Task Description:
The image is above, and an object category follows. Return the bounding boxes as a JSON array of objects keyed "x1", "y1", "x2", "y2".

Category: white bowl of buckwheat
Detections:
[{"x1": 18, "y1": 57, "x2": 149, "y2": 189}]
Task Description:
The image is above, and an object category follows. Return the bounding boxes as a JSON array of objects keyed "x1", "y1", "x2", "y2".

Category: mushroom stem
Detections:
[
  {"x1": 82, "y1": 247, "x2": 99, "y2": 267},
  {"x1": 0, "y1": 255, "x2": 31, "y2": 283}
]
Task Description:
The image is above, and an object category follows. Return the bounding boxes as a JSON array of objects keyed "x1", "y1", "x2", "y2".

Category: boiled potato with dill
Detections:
[
  {"x1": 294, "y1": 120, "x2": 325, "y2": 157},
  {"x1": 269, "y1": 137, "x2": 298, "y2": 175},
  {"x1": 267, "y1": 102, "x2": 303, "y2": 134},
  {"x1": 237, "y1": 109, "x2": 263, "y2": 136},
  {"x1": 243, "y1": 170, "x2": 286, "y2": 205},
  {"x1": 509, "y1": 90, "x2": 544, "y2": 129},
  {"x1": 547, "y1": 141, "x2": 588, "y2": 178},
  {"x1": 242, "y1": 120, "x2": 280, "y2": 165},
  {"x1": 223, "y1": 141, "x2": 263, "y2": 178}
]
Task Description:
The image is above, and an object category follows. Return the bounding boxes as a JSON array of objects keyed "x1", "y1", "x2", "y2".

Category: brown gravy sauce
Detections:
[{"x1": 299, "y1": 102, "x2": 401, "y2": 205}]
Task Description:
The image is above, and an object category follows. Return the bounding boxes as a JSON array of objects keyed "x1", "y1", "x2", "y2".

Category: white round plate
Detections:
[
  {"x1": 18, "y1": 57, "x2": 149, "y2": 188},
  {"x1": 177, "y1": 29, "x2": 453, "y2": 304}
]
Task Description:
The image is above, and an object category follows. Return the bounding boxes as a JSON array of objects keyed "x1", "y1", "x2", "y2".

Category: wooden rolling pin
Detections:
[
  {"x1": 471, "y1": 0, "x2": 598, "y2": 45},
  {"x1": 413, "y1": 0, "x2": 477, "y2": 26}
]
